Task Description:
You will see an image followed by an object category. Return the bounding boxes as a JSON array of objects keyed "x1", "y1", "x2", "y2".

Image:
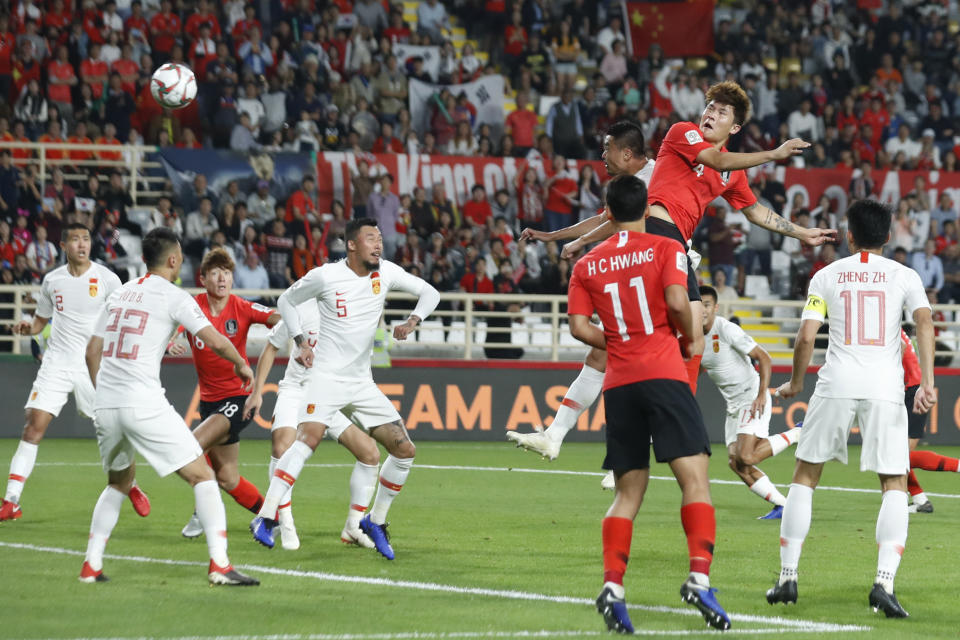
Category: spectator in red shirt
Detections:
[
  {"x1": 463, "y1": 184, "x2": 493, "y2": 229},
  {"x1": 111, "y1": 42, "x2": 139, "y2": 96},
  {"x1": 38, "y1": 120, "x2": 67, "y2": 162},
  {"x1": 459, "y1": 256, "x2": 495, "y2": 302},
  {"x1": 852, "y1": 125, "x2": 877, "y2": 167},
  {"x1": 0, "y1": 15, "x2": 14, "y2": 101},
  {"x1": 46, "y1": 45, "x2": 76, "y2": 115},
  {"x1": 94, "y1": 121, "x2": 123, "y2": 162},
  {"x1": 67, "y1": 120, "x2": 94, "y2": 167},
  {"x1": 836, "y1": 95, "x2": 858, "y2": 133},
  {"x1": 232, "y1": 5, "x2": 262, "y2": 52},
  {"x1": 124, "y1": 2, "x2": 149, "y2": 40},
  {"x1": 542, "y1": 155, "x2": 577, "y2": 233},
  {"x1": 504, "y1": 9, "x2": 527, "y2": 65},
  {"x1": 81, "y1": 43, "x2": 109, "y2": 99},
  {"x1": 149, "y1": 0, "x2": 181, "y2": 62},
  {"x1": 860, "y1": 97, "x2": 889, "y2": 150},
  {"x1": 936, "y1": 219, "x2": 958, "y2": 255},
  {"x1": 383, "y1": 12, "x2": 411, "y2": 44},
  {"x1": 372, "y1": 121, "x2": 404, "y2": 153},
  {"x1": 185, "y1": 0, "x2": 222, "y2": 41},
  {"x1": 44, "y1": 0, "x2": 72, "y2": 34},
  {"x1": 189, "y1": 22, "x2": 218, "y2": 80},
  {"x1": 285, "y1": 175, "x2": 317, "y2": 233},
  {"x1": 505, "y1": 91, "x2": 538, "y2": 154}
]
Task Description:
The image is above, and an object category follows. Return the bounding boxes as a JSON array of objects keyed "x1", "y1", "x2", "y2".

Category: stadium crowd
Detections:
[{"x1": 3, "y1": 0, "x2": 960, "y2": 313}]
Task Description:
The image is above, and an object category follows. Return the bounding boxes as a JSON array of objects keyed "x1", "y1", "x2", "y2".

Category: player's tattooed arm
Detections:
[{"x1": 742, "y1": 203, "x2": 837, "y2": 247}]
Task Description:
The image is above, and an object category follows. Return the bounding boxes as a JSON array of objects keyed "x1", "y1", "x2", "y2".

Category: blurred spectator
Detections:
[
  {"x1": 911, "y1": 239, "x2": 944, "y2": 292},
  {"x1": 545, "y1": 89, "x2": 584, "y2": 159},
  {"x1": 0, "y1": 150, "x2": 19, "y2": 220},
  {"x1": 708, "y1": 208, "x2": 739, "y2": 287},
  {"x1": 367, "y1": 173, "x2": 401, "y2": 259},
  {"x1": 711, "y1": 268, "x2": 738, "y2": 317},
  {"x1": 491, "y1": 188, "x2": 518, "y2": 230},
  {"x1": 463, "y1": 184, "x2": 492, "y2": 229},
  {"x1": 930, "y1": 191, "x2": 957, "y2": 237},
  {"x1": 935, "y1": 220, "x2": 958, "y2": 256},
  {"x1": 246, "y1": 180, "x2": 276, "y2": 227},
  {"x1": 184, "y1": 196, "x2": 219, "y2": 258},
  {"x1": 264, "y1": 219, "x2": 293, "y2": 288},
  {"x1": 940, "y1": 243, "x2": 960, "y2": 303},
  {"x1": 848, "y1": 162, "x2": 875, "y2": 200},
  {"x1": 542, "y1": 156, "x2": 576, "y2": 232},
  {"x1": 417, "y1": 0, "x2": 450, "y2": 44},
  {"x1": 234, "y1": 248, "x2": 270, "y2": 299},
  {"x1": 372, "y1": 121, "x2": 404, "y2": 153},
  {"x1": 505, "y1": 91, "x2": 538, "y2": 156}
]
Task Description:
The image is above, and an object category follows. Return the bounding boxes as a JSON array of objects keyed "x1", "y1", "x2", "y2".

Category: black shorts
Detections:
[
  {"x1": 602, "y1": 379, "x2": 711, "y2": 472},
  {"x1": 905, "y1": 385, "x2": 928, "y2": 439},
  {"x1": 198, "y1": 395, "x2": 253, "y2": 445},
  {"x1": 645, "y1": 216, "x2": 700, "y2": 302}
]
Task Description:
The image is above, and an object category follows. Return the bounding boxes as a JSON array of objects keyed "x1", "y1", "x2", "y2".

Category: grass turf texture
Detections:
[{"x1": 1, "y1": 439, "x2": 959, "y2": 639}]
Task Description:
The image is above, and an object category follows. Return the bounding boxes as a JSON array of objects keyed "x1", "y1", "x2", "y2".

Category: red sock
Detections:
[
  {"x1": 204, "y1": 454, "x2": 213, "y2": 466},
  {"x1": 907, "y1": 470, "x2": 924, "y2": 497},
  {"x1": 227, "y1": 476, "x2": 264, "y2": 513},
  {"x1": 685, "y1": 355, "x2": 702, "y2": 395},
  {"x1": 910, "y1": 450, "x2": 960, "y2": 473},
  {"x1": 602, "y1": 517, "x2": 633, "y2": 585},
  {"x1": 680, "y1": 502, "x2": 715, "y2": 576}
]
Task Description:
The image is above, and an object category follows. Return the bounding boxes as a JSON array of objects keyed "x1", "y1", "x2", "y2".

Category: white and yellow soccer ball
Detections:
[{"x1": 150, "y1": 63, "x2": 198, "y2": 110}]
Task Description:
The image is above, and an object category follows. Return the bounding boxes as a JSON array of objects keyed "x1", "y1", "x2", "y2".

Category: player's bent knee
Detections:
[
  {"x1": 296, "y1": 422, "x2": 325, "y2": 449},
  {"x1": 271, "y1": 428, "x2": 296, "y2": 458},
  {"x1": 178, "y1": 456, "x2": 216, "y2": 486},
  {"x1": 22, "y1": 410, "x2": 53, "y2": 443},
  {"x1": 392, "y1": 441, "x2": 416, "y2": 459}
]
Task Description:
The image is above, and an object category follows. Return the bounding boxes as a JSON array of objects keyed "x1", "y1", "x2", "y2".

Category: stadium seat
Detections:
[
  {"x1": 559, "y1": 323, "x2": 580, "y2": 347},
  {"x1": 510, "y1": 322, "x2": 529, "y2": 346},
  {"x1": 448, "y1": 321, "x2": 466, "y2": 345},
  {"x1": 475, "y1": 320, "x2": 487, "y2": 346},
  {"x1": 744, "y1": 275, "x2": 771, "y2": 299},
  {"x1": 418, "y1": 320, "x2": 445, "y2": 344}
]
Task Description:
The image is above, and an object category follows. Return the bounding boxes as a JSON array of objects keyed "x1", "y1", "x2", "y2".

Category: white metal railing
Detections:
[
  {"x1": 0, "y1": 142, "x2": 166, "y2": 205},
  {"x1": 2, "y1": 284, "x2": 959, "y2": 364}
]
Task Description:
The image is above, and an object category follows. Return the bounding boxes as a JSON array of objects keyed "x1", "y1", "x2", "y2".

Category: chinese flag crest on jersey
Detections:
[
  {"x1": 88, "y1": 277, "x2": 98, "y2": 297},
  {"x1": 712, "y1": 334, "x2": 719, "y2": 353},
  {"x1": 306, "y1": 404, "x2": 315, "y2": 414},
  {"x1": 371, "y1": 271, "x2": 381, "y2": 294}
]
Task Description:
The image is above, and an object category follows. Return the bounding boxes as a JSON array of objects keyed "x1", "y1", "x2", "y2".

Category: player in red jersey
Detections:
[
  {"x1": 561, "y1": 82, "x2": 836, "y2": 397},
  {"x1": 901, "y1": 327, "x2": 960, "y2": 513},
  {"x1": 177, "y1": 248, "x2": 281, "y2": 538},
  {"x1": 568, "y1": 174, "x2": 730, "y2": 632}
]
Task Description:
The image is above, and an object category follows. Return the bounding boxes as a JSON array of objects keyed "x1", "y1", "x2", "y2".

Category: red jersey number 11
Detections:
[{"x1": 603, "y1": 277, "x2": 654, "y2": 342}]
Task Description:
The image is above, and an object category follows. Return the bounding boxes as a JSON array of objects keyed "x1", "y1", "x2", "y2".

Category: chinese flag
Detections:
[{"x1": 625, "y1": 1, "x2": 715, "y2": 59}]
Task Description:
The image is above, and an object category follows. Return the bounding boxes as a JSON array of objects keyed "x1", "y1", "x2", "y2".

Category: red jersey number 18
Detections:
[{"x1": 603, "y1": 277, "x2": 654, "y2": 342}]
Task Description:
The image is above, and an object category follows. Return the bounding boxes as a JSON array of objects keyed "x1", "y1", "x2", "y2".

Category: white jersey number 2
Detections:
[{"x1": 603, "y1": 277, "x2": 654, "y2": 342}]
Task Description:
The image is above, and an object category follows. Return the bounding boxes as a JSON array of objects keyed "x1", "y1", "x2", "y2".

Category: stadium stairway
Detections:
[{"x1": 732, "y1": 308, "x2": 791, "y2": 362}]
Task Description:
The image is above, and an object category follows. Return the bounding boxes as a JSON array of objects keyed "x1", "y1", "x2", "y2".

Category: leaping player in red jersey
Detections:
[
  {"x1": 177, "y1": 248, "x2": 281, "y2": 538},
  {"x1": 562, "y1": 82, "x2": 836, "y2": 399},
  {"x1": 900, "y1": 327, "x2": 960, "y2": 513},
  {"x1": 569, "y1": 175, "x2": 730, "y2": 632}
]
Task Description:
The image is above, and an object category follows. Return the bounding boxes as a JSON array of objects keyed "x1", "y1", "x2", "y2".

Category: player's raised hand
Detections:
[
  {"x1": 772, "y1": 138, "x2": 810, "y2": 160},
  {"x1": 775, "y1": 379, "x2": 802, "y2": 399},
  {"x1": 295, "y1": 343, "x2": 314, "y2": 368},
  {"x1": 521, "y1": 227, "x2": 551, "y2": 243},
  {"x1": 913, "y1": 384, "x2": 937, "y2": 414},
  {"x1": 560, "y1": 238, "x2": 584, "y2": 260},
  {"x1": 801, "y1": 227, "x2": 838, "y2": 247},
  {"x1": 166, "y1": 341, "x2": 187, "y2": 356},
  {"x1": 235, "y1": 362, "x2": 255, "y2": 391},
  {"x1": 243, "y1": 392, "x2": 262, "y2": 420},
  {"x1": 394, "y1": 318, "x2": 417, "y2": 340},
  {"x1": 12, "y1": 320, "x2": 32, "y2": 335}
]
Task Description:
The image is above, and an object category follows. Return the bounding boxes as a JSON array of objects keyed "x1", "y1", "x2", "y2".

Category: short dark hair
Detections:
[
  {"x1": 200, "y1": 247, "x2": 235, "y2": 275},
  {"x1": 142, "y1": 227, "x2": 181, "y2": 269},
  {"x1": 471, "y1": 183, "x2": 485, "y2": 193},
  {"x1": 699, "y1": 285, "x2": 718, "y2": 302},
  {"x1": 61, "y1": 222, "x2": 90, "y2": 242},
  {"x1": 605, "y1": 174, "x2": 648, "y2": 222},
  {"x1": 606, "y1": 121, "x2": 645, "y2": 156},
  {"x1": 705, "y1": 81, "x2": 752, "y2": 125},
  {"x1": 846, "y1": 199, "x2": 892, "y2": 250},
  {"x1": 345, "y1": 217, "x2": 378, "y2": 244},
  {"x1": 893, "y1": 246, "x2": 908, "y2": 255}
]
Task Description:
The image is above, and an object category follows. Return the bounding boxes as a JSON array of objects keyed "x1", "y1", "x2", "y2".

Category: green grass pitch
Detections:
[{"x1": 1, "y1": 438, "x2": 959, "y2": 639}]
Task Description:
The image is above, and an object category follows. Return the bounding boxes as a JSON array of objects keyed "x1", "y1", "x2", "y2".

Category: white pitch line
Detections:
[
  {"x1": 30, "y1": 461, "x2": 960, "y2": 500},
  {"x1": 29, "y1": 630, "x2": 861, "y2": 640},
  {"x1": 1, "y1": 541, "x2": 868, "y2": 635}
]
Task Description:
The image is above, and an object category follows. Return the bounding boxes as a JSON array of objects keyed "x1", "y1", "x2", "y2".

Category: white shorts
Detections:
[
  {"x1": 724, "y1": 391, "x2": 772, "y2": 446},
  {"x1": 95, "y1": 403, "x2": 203, "y2": 478},
  {"x1": 795, "y1": 394, "x2": 909, "y2": 474},
  {"x1": 24, "y1": 361, "x2": 96, "y2": 418},
  {"x1": 274, "y1": 381, "x2": 360, "y2": 441},
  {"x1": 300, "y1": 375, "x2": 401, "y2": 433}
]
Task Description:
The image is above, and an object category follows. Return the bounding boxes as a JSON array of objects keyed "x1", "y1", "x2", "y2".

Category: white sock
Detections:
[
  {"x1": 259, "y1": 441, "x2": 313, "y2": 519},
  {"x1": 5, "y1": 440, "x2": 38, "y2": 503},
  {"x1": 689, "y1": 571, "x2": 710, "y2": 588},
  {"x1": 749, "y1": 473, "x2": 787, "y2": 506},
  {"x1": 912, "y1": 492, "x2": 929, "y2": 506},
  {"x1": 876, "y1": 490, "x2": 908, "y2": 594},
  {"x1": 603, "y1": 581, "x2": 625, "y2": 599},
  {"x1": 370, "y1": 455, "x2": 413, "y2": 525},
  {"x1": 270, "y1": 455, "x2": 295, "y2": 510},
  {"x1": 779, "y1": 483, "x2": 814, "y2": 583},
  {"x1": 544, "y1": 365, "x2": 603, "y2": 442},
  {"x1": 83, "y1": 486, "x2": 124, "y2": 571},
  {"x1": 194, "y1": 479, "x2": 230, "y2": 568},
  {"x1": 347, "y1": 461, "x2": 379, "y2": 529},
  {"x1": 766, "y1": 430, "x2": 799, "y2": 457}
]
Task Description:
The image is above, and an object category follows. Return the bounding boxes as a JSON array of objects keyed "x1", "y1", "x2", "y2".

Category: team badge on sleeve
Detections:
[
  {"x1": 804, "y1": 294, "x2": 826, "y2": 316},
  {"x1": 88, "y1": 278, "x2": 98, "y2": 297},
  {"x1": 371, "y1": 271, "x2": 381, "y2": 294},
  {"x1": 676, "y1": 251, "x2": 687, "y2": 272},
  {"x1": 685, "y1": 129, "x2": 704, "y2": 145}
]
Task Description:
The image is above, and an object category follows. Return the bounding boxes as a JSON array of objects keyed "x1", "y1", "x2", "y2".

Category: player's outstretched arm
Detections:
[
  {"x1": 85, "y1": 335, "x2": 104, "y2": 386},
  {"x1": 913, "y1": 307, "x2": 937, "y2": 413},
  {"x1": 747, "y1": 344, "x2": 772, "y2": 418},
  {"x1": 777, "y1": 319, "x2": 820, "y2": 399},
  {"x1": 741, "y1": 202, "x2": 837, "y2": 246},
  {"x1": 521, "y1": 213, "x2": 606, "y2": 244},
  {"x1": 244, "y1": 341, "x2": 279, "y2": 419},
  {"x1": 195, "y1": 325, "x2": 254, "y2": 390},
  {"x1": 569, "y1": 314, "x2": 606, "y2": 350},
  {"x1": 695, "y1": 138, "x2": 810, "y2": 173},
  {"x1": 561, "y1": 219, "x2": 618, "y2": 259},
  {"x1": 13, "y1": 315, "x2": 49, "y2": 336}
]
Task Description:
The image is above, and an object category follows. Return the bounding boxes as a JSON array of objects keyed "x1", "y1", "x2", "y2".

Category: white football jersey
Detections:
[
  {"x1": 802, "y1": 251, "x2": 929, "y2": 401},
  {"x1": 701, "y1": 315, "x2": 760, "y2": 407},
  {"x1": 35, "y1": 262, "x2": 121, "y2": 369},
  {"x1": 279, "y1": 259, "x2": 438, "y2": 381},
  {"x1": 268, "y1": 299, "x2": 320, "y2": 387},
  {"x1": 94, "y1": 273, "x2": 212, "y2": 409},
  {"x1": 635, "y1": 159, "x2": 655, "y2": 184}
]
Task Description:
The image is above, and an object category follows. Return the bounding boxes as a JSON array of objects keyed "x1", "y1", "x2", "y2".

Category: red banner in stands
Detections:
[
  {"x1": 623, "y1": 1, "x2": 715, "y2": 59},
  {"x1": 316, "y1": 152, "x2": 606, "y2": 214},
  {"x1": 783, "y1": 167, "x2": 960, "y2": 216}
]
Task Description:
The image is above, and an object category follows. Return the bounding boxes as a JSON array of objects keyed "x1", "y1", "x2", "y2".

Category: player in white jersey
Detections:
[
  {"x1": 244, "y1": 299, "x2": 380, "y2": 550},
  {"x1": 80, "y1": 228, "x2": 259, "y2": 586},
  {"x1": 768, "y1": 200, "x2": 936, "y2": 618},
  {"x1": 250, "y1": 217, "x2": 440, "y2": 560},
  {"x1": 699, "y1": 285, "x2": 799, "y2": 520},
  {"x1": 508, "y1": 122, "x2": 654, "y2": 488},
  {"x1": 1, "y1": 222, "x2": 150, "y2": 522}
]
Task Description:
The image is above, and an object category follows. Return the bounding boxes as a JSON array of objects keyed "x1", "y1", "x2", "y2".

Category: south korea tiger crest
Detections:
[{"x1": 371, "y1": 271, "x2": 381, "y2": 294}]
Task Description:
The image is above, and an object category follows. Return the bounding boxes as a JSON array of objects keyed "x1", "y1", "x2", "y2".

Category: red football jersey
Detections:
[
  {"x1": 186, "y1": 293, "x2": 274, "y2": 402},
  {"x1": 647, "y1": 121, "x2": 757, "y2": 242},
  {"x1": 901, "y1": 329, "x2": 921, "y2": 387},
  {"x1": 568, "y1": 230, "x2": 689, "y2": 390}
]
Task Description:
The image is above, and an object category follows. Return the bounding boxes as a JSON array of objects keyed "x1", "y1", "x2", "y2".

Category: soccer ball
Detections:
[{"x1": 150, "y1": 63, "x2": 197, "y2": 110}]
